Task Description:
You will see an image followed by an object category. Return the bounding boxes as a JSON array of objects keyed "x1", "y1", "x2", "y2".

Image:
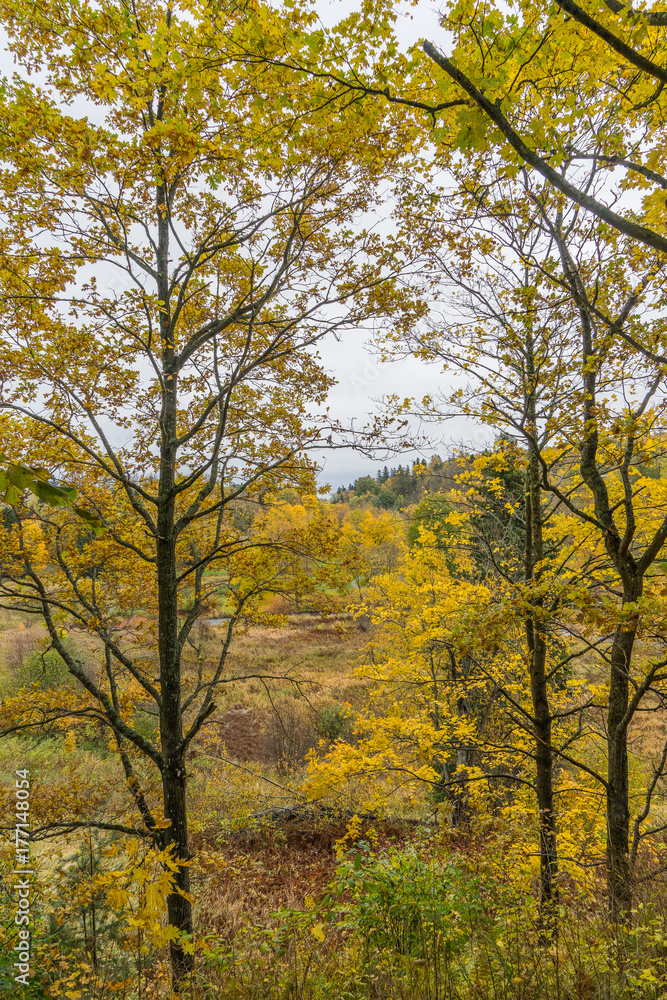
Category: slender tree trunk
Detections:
[
  {"x1": 449, "y1": 652, "x2": 471, "y2": 826},
  {"x1": 606, "y1": 602, "x2": 638, "y2": 921},
  {"x1": 525, "y1": 338, "x2": 558, "y2": 920},
  {"x1": 525, "y1": 442, "x2": 558, "y2": 917},
  {"x1": 579, "y1": 354, "x2": 639, "y2": 919},
  {"x1": 156, "y1": 429, "x2": 193, "y2": 980},
  {"x1": 529, "y1": 623, "x2": 557, "y2": 910},
  {"x1": 559, "y1": 228, "x2": 642, "y2": 922},
  {"x1": 155, "y1": 172, "x2": 194, "y2": 988},
  {"x1": 88, "y1": 830, "x2": 98, "y2": 971}
]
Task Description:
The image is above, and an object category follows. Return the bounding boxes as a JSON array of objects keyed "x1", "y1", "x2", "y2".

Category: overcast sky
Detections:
[
  {"x1": 311, "y1": 1, "x2": 489, "y2": 490},
  {"x1": 313, "y1": 333, "x2": 491, "y2": 491}
]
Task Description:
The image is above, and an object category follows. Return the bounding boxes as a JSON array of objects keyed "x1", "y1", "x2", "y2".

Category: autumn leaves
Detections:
[{"x1": 1, "y1": 0, "x2": 667, "y2": 988}]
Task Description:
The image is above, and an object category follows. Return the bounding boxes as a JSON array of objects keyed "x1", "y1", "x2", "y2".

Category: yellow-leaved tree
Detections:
[{"x1": 0, "y1": 0, "x2": 423, "y2": 986}]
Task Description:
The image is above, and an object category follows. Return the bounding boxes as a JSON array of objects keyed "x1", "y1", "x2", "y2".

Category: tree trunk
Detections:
[
  {"x1": 525, "y1": 440, "x2": 558, "y2": 919},
  {"x1": 156, "y1": 494, "x2": 193, "y2": 982},
  {"x1": 578, "y1": 330, "x2": 639, "y2": 919},
  {"x1": 549, "y1": 205, "x2": 649, "y2": 924},
  {"x1": 523, "y1": 327, "x2": 558, "y2": 920},
  {"x1": 156, "y1": 174, "x2": 194, "y2": 989},
  {"x1": 450, "y1": 652, "x2": 472, "y2": 826},
  {"x1": 162, "y1": 760, "x2": 193, "y2": 980},
  {"x1": 606, "y1": 606, "x2": 637, "y2": 921},
  {"x1": 529, "y1": 622, "x2": 558, "y2": 912}
]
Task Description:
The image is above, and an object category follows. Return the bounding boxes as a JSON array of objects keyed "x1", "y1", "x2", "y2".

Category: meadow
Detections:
[{"x1": 3, "y1": 588, "x2": 667, "y2": 1000}]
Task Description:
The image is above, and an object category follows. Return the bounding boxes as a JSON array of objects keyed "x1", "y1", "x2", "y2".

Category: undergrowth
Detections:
[{"x1": 5, "y1": 828, "x2": 667, "y2": 1000}]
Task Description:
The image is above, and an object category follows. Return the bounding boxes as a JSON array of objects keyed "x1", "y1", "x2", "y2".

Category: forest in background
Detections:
[{"x1": 2, "y1": 0, "x2": 667, "y2": 997}]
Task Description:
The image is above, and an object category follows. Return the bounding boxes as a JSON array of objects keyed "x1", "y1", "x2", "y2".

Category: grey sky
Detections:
[
  {"x1": 313, "y1": 333, "x2": 489, "y2": 491},
  {"x1": 312, "y1": 1, "x2": 486, "y2": 489}
]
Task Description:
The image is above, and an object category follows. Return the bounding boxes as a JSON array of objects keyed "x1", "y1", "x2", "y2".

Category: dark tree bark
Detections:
[
  {"x1": 526, "y1": 476, "x2": 557, "y2": 912},
  {"x1": 550, "y1": 221, "x2": 664, "y2": 920},
  {"x1": 606, "y1": 618, "x2": 637, "y2": 920},
  {"x1": 448, "y1": 651, "x2": 472, "y2": 826},
  {"x1": 525, "y1": 341, "x2": 558, "y2": 919},
  {"x1": 154, "y1": 164, "x2": 195, "y2": 981}
]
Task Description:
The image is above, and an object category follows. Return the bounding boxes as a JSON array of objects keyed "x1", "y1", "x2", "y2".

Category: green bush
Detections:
[
  {"x1": 330, "y1": 842, "x2": 488, "y2": 961},
  {"x1": 18, "y1": 648, "x2": 72, "y2": 690},
  {"x1": 315, "y1": 703, "x2": 353, "y2": 742}
]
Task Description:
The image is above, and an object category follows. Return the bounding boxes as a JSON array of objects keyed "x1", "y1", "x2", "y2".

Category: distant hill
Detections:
[{"x1": 331, "y1": 455, "x2": 465, "y2": 510}]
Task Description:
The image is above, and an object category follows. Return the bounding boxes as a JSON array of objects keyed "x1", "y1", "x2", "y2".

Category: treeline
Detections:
[{"x1": 331, "y1": 455, "x2": 461, "y2": 509}]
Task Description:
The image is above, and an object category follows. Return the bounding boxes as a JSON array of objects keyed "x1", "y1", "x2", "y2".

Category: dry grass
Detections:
[{"x1": 186, "y1": 615, "x2": 369, "y2": 771}]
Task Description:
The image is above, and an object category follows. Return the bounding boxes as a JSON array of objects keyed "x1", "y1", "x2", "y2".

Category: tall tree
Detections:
[
  {"x1": 0, "y1": 0, "x2": 419, "y2": 986},
  {"x1": 391, "y1": 163, "x2": 667, "y2": 920}
]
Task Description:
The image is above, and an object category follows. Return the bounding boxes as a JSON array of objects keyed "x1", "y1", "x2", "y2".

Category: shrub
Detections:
[
  {"x1": 330, "y1": 842, "x2": 489, "y2": 962},
  {"x1": 18, "y1": 648, "x2": 72, "y2": 690},
  {"x1": 315, "y1": 703, "x2": 353, "y2": 743},
  {"x1": 265, "y1": 699, "x2": 317, "y2": 775}
]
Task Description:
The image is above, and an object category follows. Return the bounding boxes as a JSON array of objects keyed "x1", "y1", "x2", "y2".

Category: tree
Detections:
[
  {"x1": 337, "y1": 507, "x2": 407, "y2": 599},
  {"x1": 251, "y1": 493, "x2": 341, "y2": 613},
  {"x1": 535, "y1": 202, "x2": 667, "y2": 920},
  {"x1": 306, "y1": 518, "x2": 603, "y2": 913},
  {"x1": 388, "y1": 158, "x2": 667, "y2": 920},
  {"x1": 354, "y1": 476, "x2": 381, "y2": 498},
  {"x1": 307, "y1": 538, "x2": 502, "y2": 819},
  {"x1": 381, "y1": 188, "x2": 585, "y2": 915},
  {"x1": 408, "y1": 493, "x2": 456, "y2": 551},
  {"x1": 0, "y1": 0, "x2": 420, "y2": 986}
]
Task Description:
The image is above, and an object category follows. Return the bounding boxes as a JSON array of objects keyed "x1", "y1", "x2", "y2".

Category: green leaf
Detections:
[
  {"x1": 73, "y1": 506, "x2": 106, "y2": 536},
  {"x1": 3, "y1": 485, "x2": 21, "y2": 505},
  {"x1": 0, "y1": 463, "x2": 105, "y2": 533},
  {"x1": 7, "y1": 463, "x2": 39, "y2": 490},
  {"x1": 30, "y1": 479, "x2": 77, "y2": 507}
]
